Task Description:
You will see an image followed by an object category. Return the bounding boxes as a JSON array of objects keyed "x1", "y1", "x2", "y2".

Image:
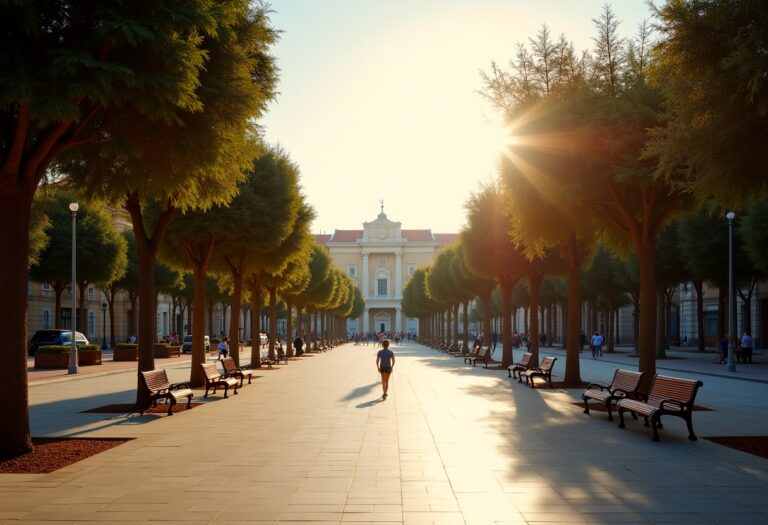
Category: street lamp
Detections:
[
  {"x1": 68, "y1": 202, "x2": 79, "y2": 375},
  {"x1": 726, "y1": 211, "x2": 736, "y2": 373},
  {"x1": 101, "y1": 302, "x2": 108, "y2": 350}
]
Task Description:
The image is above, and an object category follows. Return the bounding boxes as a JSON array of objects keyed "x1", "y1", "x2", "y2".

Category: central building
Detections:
[{"x1": 315, "y1": 208, "x2": 457, "y2": 335}]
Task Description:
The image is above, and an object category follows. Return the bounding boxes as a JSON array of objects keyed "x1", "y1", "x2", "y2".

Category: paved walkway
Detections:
[{"x1": 3, "y1": 341, "x2": 768, "y2": 524}]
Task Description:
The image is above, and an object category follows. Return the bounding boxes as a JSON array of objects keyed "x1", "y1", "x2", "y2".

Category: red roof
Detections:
[
  {"x1": 434, "y1": 233, "x2": 459, "y2": 246},
  {"x1": 401, "y1": 229, "x2": 433, "y2": 241},
  {"x1": 330, "y1": 230, "x2": 363, "y2": 242},
  {"x1": 313, "y1": 234, "x2": 332, "y2": 245}
]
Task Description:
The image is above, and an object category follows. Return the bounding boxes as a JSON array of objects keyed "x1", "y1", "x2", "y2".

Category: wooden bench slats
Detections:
[
  {"x1": 468, "y1": 347, "x2": 491, "y2": 368},
  {"x1": 200, "y1": 362, "x2": 239, "y2": 398},
  {"x1": 522, "y1": 356, "x2": 556, "y2": 388},
  {"x1": 221, "y1": 357, "x2": 253, "y2": 387},
  {"x1": 508, "y1": 353, "x2": 532, "y2": 378},
  {"x1": 140, "y1": 369, "x2": 193, "y2": 416},
  {"x1": 582, "y1": 369, "x2": 644, "y2": 421},
  {"x1": 617, "y1": 375, "x2": 703, "y2": 442}
]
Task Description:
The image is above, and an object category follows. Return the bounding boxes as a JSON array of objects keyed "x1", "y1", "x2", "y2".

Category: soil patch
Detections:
[
  {"x1": 705, "y1": 436, "x2": 768, "y2": 460},
  {"x1": 0, "y1": 437, "x2": 130, "y2": 474},
  {"x1": 81, "y1": 402, "x2": 204, "y2": 414},
  {"x1": 571, "y1": 402, "x2": 713, "y2": 412}
]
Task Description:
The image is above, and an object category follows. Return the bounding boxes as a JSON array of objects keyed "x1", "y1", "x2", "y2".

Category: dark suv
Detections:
[{"x1": 28, "y1": 329, "x2": 89, "y2": 356}]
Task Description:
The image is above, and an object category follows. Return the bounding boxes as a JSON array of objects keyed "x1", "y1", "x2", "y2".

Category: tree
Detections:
[
  {"x1": 462, "y1": 182, "x2": 527, "y2": 367},
  {"x1": 741, "y1": 199, "x2": 768, "y2": 276},
  {"x1": 114, "y1": 231, "x2": 139, "y2": 340},
  {"x1": 649, "y1": 0, "x2": 768, "y2": 205},
  {"x1": 31, "y1": 193, "x2": 126, "y2": 333},
  {"x1": 0, "y1": 1, "x2": 277, "y2": 457}
]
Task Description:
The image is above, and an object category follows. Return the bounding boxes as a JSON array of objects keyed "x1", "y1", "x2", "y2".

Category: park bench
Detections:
[
  {"x1": 200, "y1": 362, "x2": 239, "y2": 398},
  {"x1": 221, "y1": 357, "x2": 253, "y2": 387},
  {"x1": 468, "y1": 346, "x2": 491, "y2": 367},
  {"x1": 617, "y1": 374, "x2": 703, "y2": 442},
  {"x1": 463, "y1": 344, "x2": 481, "y2": 364},
  {"x1": 449, "y1": 341, "x2": 468, "y2": 356},
  {"x1": 507, "y1": 352, "x2": 533, "y2": 378},
  {"x1": 582, "y1": 369, "x2": 645, "y2": 421},
  {"x1": 521, "y1": 356, "x2": 557, "y2": 388},
  {"x1": 139, "y1": 369, "x2": 193, "y2": 416}
]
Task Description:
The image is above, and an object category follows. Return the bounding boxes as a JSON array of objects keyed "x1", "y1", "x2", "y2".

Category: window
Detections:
[
  {"x1": 347, "y1": 266, "x2": 356, "y2": 277},
  {"x1": 61, "y1": 308, "x2": 72, "y2": 330},
  {"x1": 42, "y1": 310, "x2": 51, "y2": 330},
  {"x1": 41, "y1": 282, "x2": 52, "y2": 297},
  {"x1": 88, "y1": 286, "x2": 95, "y2": 300},
  {"x1": 378, "y1": 259, "x2": 385, "y2": 268},
  {"x1": 377, "y1": 279, "x2": 387, "y2": 296},
  {"x1": 88, "y1": 310, "x2": 96, "y2": 337},
  {"x1": 408, "y1": 264, "x2": 416, "y2": 277}
]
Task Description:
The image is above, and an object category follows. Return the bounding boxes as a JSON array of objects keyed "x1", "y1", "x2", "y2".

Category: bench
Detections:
[
  {"x1": 617, "y1": 375, "x2": 704, "y2": 442},
  {"x1": 521, "y1": 356, "x2": 557, "y2": 388},
  {"x1": 508, "y1": 352, "x2": 532, "y2": 378},
  {"x1": 139, "y1": 369, "x2": 193, "y2": 415},
  {"x1": 221, "y1": 357, "x2": 254, "y2": 387},
  {"x1": 468, "y1": 346, "x2": 491, "y2": 367},
  {"x1": 463, "y1": 344, "x2": 481, "y2": 364},
  {"x1": 200, "y1": 362, "x2": 239, "y2": 398},
  {"x1": 582, "y1": 369, "x2": 645, "y2": 421}
]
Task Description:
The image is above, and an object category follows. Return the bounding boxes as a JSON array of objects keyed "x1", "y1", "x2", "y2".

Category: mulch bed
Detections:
[
  {"x1": 81, "y1": 403, "x2": 204, "y2": 414},
  {"x1": 705, "y1": 437, "x2": 768, "y2": 460},
  {"x1": 572, "y1": 402, "x2": 712, "y2": 412},
  {"x1": 0, "y1": 437, "x2": 130, "y2": 474}
]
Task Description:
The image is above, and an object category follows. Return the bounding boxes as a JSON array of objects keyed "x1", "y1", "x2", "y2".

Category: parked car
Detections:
[
  {"x1": 28, "y1": 329, "x2": 89, "y2": 356},
  {"x1": 181, "y1": 335, "x2": 210, "y2": 353}
]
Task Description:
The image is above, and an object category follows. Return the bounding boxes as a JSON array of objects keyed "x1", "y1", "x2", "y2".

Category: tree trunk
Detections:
[
  {"x1": 124, "y1": 195, "x2": 176, "y2": 408},
  {"x1": 606, "y1": 306, "x2": 615, "y2": 353},
  {"x1": 499, "y1": 275, "x2": 518, "y2": 368},
  {"x1": 462, "y1": 300, "x2": 469, "y2": 351},
  {"x1": 53, "y1": 282, "x2": 66, "y2": 329},
  {"x1": 479, "y1": 290, "x2": 492, "y2": 351},
  {"x1": 286, "y1": 301, "x2": 294, "y2": 357},
  {"x1": 268, "y1": 286, "x2": 277, "y2": 360},
  {"x1": 0, "y1": 193, "x2": 34, "y2": 457},
  {"x1": 183, "y1": 235, "x2": 215, "y2": 387},
  {"x1": 717, "y1": 281, "x2": 727, "y2": 342},
  {"x1": 249, "y1": 277, "x2": 262, "y2": 367},
  {"x1": 562, "y1": 236, "x2": 584, "y2": 387},
  {"x1": 226, "y1": 253, "x2": 245, "y2": 367},
  {"x1": 656, "y1": 291, "x2": 666, "y2": 358},
  {"x1": 636, "y1": 240, "x2": 657, "y2": 382},
  {"x1": 528, "y1": 273, "x2": 543, "y2": 368}
]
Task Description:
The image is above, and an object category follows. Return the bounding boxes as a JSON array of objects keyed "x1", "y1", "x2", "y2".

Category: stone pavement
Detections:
[{"x1": 3, "y1": 341, "x2": 768, "y2": 524}]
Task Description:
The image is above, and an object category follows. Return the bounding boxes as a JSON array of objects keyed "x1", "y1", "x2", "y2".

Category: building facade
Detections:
[{"x1": 315, "y1": 208, "x2": 457, "y2": 335}]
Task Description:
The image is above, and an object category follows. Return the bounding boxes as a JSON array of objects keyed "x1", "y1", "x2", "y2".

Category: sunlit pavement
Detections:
[{"x1": 5, "y1": 340, "x2": 768, "y2": 524}]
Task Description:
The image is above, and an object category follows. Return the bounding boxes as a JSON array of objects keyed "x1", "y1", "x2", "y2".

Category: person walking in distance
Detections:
[
  {"x1": 376, "y1": 339, "x2": 395, "y2": 399},
  {"x1": 740, "y1": 331, "x2": 753, "y2": 364},
  {"x1": 590, "y1": 331, "x2": 603, "y2": 359},
  {"x1": 217, "y1": 337, "x2": 229, "y2": 360}
]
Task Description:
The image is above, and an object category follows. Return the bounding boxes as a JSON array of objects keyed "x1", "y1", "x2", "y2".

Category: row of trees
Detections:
[
  {"x1": 404, "y1": 2, "x2": 768, "y2": 389},
  {"x1": 1, "y1": 2, "x2": 363, "y2": 459}
]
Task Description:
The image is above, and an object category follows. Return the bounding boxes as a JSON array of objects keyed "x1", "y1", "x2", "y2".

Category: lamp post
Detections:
[
  {"x1": 726, "y1": 211, "x2": 736, "y2": 373},
  {"x1": 101, "y1": 302, "x2": 108, "y2": 350},
  {"x1": 68, "y1": 202, "x2": 79, "y2": 374}
]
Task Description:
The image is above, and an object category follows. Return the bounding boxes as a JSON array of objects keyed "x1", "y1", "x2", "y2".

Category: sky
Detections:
[{"x1": 260, "y1": 0, "x2": 654, "y2": 234}]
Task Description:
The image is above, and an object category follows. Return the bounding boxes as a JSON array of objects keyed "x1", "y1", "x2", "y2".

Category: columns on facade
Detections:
[
  {"x1": 395, "y1": 251, "x2": 402, "y2": 298},
  {"x1": 362, "y1": 252, "x2": 369, "y2": 299},
  {"x1": 363, "y1": 307, "x2": 370, "y2": 333},
  {"x1": 396, "y1": 307, "x2": 402, "y2": 333}
]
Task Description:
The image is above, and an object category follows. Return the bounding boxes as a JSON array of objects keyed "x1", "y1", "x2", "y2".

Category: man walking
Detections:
[
  {"x1": 590, "y1": 331, "x2": 603, "y2": 359},
  {"x1": 376, "y1": 339, "x2": 395, "y2": 400},
  {"x1": 741, "y1": 331, "x2": 753, "y2": 364}
]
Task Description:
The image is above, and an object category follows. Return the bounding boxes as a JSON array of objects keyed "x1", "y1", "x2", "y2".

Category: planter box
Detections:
[
  {"x1": 34, "y1": 350, "x2": 102, "y2": 368},
  {"x1": 113, "y1": 347, "x2": 138, "y2": 361},
  {"x1": 154, "y1": 345, "x2": 181, "y2": 358}
]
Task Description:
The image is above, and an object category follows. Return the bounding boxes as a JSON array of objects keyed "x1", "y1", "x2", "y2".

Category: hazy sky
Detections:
[{"x1": 261, "y1": 0, "x2": 654, "y2": 234}]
